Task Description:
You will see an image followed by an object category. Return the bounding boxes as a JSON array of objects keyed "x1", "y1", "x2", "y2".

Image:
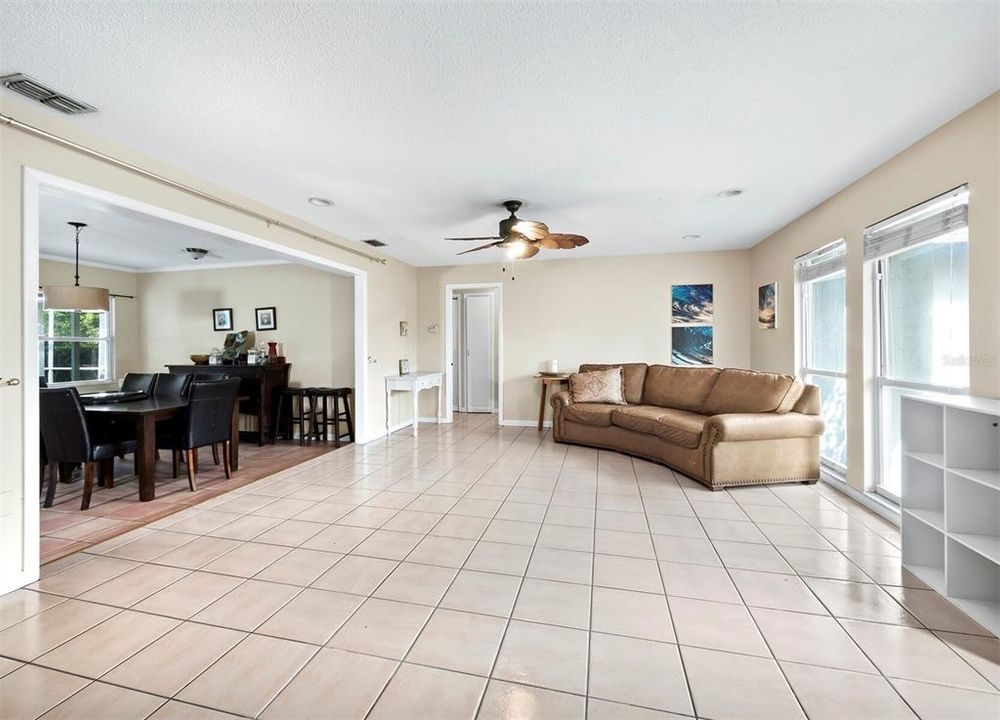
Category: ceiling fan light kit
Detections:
[
  {"x1": 42, "y1": 221, "x2": 111, "y2": 312},
  {"x1": 446, "y1": 199, "x2": 589, "y2": 260}
]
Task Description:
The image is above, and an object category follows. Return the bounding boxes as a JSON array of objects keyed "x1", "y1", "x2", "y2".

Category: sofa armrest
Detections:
[
  {"x1": 705, "y1": 412, "x2": 824, "y2": 442},
  {"x1": 551, "y1": 390, "x2": 572, "y2": 410}
]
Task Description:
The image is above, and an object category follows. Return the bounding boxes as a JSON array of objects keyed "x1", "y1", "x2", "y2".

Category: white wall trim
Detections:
[
  {"x1": 444, "y1": 282, "x2": 504, "y2": 426},
  {"x1": 501, "y1": 419, "x2": 551, "y2": 428},
  {"x1": 12, "y1": 167, "x2": 372, "y2": 594},
  {"x1": 39, "y1": 253, "x2": 141, "y2": 273}
]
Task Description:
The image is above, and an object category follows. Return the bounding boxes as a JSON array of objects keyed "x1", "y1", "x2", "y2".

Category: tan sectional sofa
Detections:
[{"x1": 551, "y1": 363, "x2": 824, "y2": 490}]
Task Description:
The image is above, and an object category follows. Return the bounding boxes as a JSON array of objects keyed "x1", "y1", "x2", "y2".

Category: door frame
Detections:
[
  {"x1": 443, "y1": 282, "x2": 503, "y2": 424},
  {"x1": 10, "y1": 167, "x2": 370, "y2": 594}
]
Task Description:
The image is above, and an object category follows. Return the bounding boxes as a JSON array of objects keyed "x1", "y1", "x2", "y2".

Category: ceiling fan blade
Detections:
[
  {"x1": 520, "y1": 243, "x2": 541, "y2": 259},
  {"x1": 547, "y1": 233, "x2": 589, "y2": 249},
  {"x1": 511, "y1": 221, "x2": 549, "y2": 241},
  {"x1": 457, "y1": 241, "x2": 502, "y2": 255},
  {"x1": 445, "y1": 236, "x2": 501, "y2": 242},
  {"x1": 537, "y1": 236, "x2": 560, "y2": 250}
]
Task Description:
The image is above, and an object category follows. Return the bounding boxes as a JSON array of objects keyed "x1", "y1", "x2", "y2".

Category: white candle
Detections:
[{"x1": 545, "y1": 360, "x2": 558, "y2": 373}]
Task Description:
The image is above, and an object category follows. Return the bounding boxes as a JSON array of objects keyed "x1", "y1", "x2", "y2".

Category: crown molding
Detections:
[{"x1": 39, "y1": 253, "x2": 293, "y2": 274}]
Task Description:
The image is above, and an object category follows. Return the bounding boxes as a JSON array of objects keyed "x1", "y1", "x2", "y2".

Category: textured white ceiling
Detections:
[
  {"x1": 39, "y1": 186, "x2": 291, "y2": 271},
  {"x1": 5, "y1": 2, "x2": 999, "y2": 266}
]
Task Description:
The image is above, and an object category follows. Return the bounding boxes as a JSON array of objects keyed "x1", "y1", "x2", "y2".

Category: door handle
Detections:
[{"x1": 1, "y1": 377, "x2": 21, "y2": 387}]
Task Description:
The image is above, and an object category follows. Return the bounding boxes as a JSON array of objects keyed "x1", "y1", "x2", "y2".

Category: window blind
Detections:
[
  {"x1": 795, "y1": 239, "x2": 846, "y2": 283},
  {"x1": 863, "y1": 186, "x2": 969, "y2": 261}
]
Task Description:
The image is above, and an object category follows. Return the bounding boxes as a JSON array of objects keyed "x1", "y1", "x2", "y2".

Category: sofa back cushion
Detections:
[
  {"x1": 702, "y1": 368, "x2": 805, "y2": 416},
  {"x1": 569, "y1": 368, "x2": 627, "y2": 405},
  {"x1": 579, "y1": 363, "x2": 648, "y2": 405},
  {"x1": 641, "y1": 365, "x2": 722, "y2": 413}
]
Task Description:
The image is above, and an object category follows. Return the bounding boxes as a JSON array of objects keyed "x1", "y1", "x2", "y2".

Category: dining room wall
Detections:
[{"x1": 135, "y1": 262, "x2": 355, "y2": 390}]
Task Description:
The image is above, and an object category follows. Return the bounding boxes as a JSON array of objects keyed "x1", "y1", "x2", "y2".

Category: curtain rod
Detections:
[{"x1": 1, "y1": 112, "x2": 387, "y2": 265}]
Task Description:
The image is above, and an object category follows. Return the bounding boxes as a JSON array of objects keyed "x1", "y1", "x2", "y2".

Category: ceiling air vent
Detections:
[
  {"x1": 362, "y1": 239, "x2": 387, "y2": 247},
  {"x1": 1, "y1": 73, "x2": 97, "y2": 114}
]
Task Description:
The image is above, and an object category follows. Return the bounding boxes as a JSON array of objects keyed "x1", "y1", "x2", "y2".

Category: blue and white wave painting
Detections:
[
  {"x1": 671, "y1": 284, "x2": 714, "y2": 324},
  {"x1": 672, "y1": 326, "x2": 714, "y2": 366}
]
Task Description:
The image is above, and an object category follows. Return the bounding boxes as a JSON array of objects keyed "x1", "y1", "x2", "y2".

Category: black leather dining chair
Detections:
[
  {"x1": 152, "y1": 373, "x2": 192, "y2": 401},
  {"x1": 39, "y1": 388, "x2": 138, "y2": 510},
  {"x1": 156, "y1": 378, "x2": 240, "y2": 491},
  {"x1": 121, "y1": 372, "x2": 156, "y2": 395}
]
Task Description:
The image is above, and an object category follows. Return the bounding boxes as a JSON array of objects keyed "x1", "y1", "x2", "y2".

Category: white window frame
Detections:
[
  {"x1": 797, "y1": 266, "x2": 848, "y2": 478},
  {"x1": 37, "y1": 296, "x2": 116, "y2": 387}
]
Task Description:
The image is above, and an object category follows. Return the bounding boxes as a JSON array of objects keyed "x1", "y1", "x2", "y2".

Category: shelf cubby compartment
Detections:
[
  {"x1": 946, "y1": 472, "x2": 1000, "y2": 563},
  {"x1": 901, "y1": 397, "x2": 944, "y2": 467},
  {"x1": 944, "y1": 406, "x2": 1000, "y2": 490},
  {"x1": 901, "y1": 456, "x2": 944, "y2": 530},
  {"x1": 945, "y1": 538, "x2": 1000, "y2": 636},
  {"x1": 901, "y1": 513, "x2": 945, "y2": 593}
]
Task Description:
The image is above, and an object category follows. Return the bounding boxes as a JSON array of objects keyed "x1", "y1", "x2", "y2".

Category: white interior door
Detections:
[
  {"x1": 451, "y1": 295, "x2": 462, "y2": 411},
  {"x1": 463, "y1": 292, "x2": 494, "y2": 413}
]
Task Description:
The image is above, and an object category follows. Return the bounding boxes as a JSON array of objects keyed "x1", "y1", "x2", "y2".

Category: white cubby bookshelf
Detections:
[{"x1": 901, "y1": 392, "x2": 1000, "y2": 637}]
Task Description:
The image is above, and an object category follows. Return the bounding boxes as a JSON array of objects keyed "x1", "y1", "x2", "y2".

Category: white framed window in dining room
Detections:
[
  {"x1": 795, "y1": 238, "x2": 848, "y2": 477},
  {"x1": 36, "y1": 295, "x2": 116, "y2": 385}
]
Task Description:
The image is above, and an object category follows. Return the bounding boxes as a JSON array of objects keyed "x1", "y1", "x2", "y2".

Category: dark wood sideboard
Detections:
[{"x1": 165, "y1": 363, "x2": 291, "y2": 445}]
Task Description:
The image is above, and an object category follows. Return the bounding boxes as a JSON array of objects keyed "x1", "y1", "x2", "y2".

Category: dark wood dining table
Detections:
[{"x1": 83, "y1": 396, "x2": 243, "y2": 501}]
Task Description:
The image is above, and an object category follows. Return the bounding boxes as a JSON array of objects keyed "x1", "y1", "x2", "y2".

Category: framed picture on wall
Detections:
[
  {"x1": 671, "y1": 326, "x2": 714, "y2": 366},
  {"x1": 671, "y1": 284, "x2": 714, "y2": 324},
  {"x1": 758, "y1": 282, "x2": 777, "y2": 330},
  {"x1": 255, "y1": 306, "x2": 277, "y2": 331},
  {"x1": 213, "y1": 307, "x2": 233, "y2": 331}
]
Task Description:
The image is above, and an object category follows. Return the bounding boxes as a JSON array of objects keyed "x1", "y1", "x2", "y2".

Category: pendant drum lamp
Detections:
[{"x1": 42, "y1": 222, "x2": 110, "y2": 312}]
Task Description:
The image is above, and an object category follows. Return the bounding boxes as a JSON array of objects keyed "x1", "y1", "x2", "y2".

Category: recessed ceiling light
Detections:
[
  {"x1": 308, "y1": 197, "x2": 334, "y2": 207},
  {"x1": 682, "y1": 234, "x2": 701, "y2": 241},
  {"x1": 717, "y1": 189, "x2": 743, "y2": 198}
]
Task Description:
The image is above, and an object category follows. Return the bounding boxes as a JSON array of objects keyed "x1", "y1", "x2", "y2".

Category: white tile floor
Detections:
[{"x1": 1, "y1": 413, "x2": 999, "y2": 719}]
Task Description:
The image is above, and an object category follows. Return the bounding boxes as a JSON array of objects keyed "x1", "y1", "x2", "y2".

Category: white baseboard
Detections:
[
  {"x1": 500, "y1": 419, "x2": 551, "y2": 428},
  {"x1": 416, "y1": 416, "x2": 444, "y2": 424},
  {"x1": 820, "y1": 471, "x2": 900, "y2": 526}
]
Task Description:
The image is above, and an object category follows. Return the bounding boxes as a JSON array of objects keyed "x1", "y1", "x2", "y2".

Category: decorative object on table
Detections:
[
  {"x1": 190, "y1": 354, "x2": 210, "y2": 365},
  {"x1": 671, "y1": 284, "x2": 714, "y2": 324},
  {"x1": 446, "y1": 199, "x2": 589, "y2": 260},
  {"x1": 222, "y1": 331, "x2": 249, "y2": 360},
  {"x1": 213, "y1": 307, "x2": 233, "y2": 331},
  {"x1": 247, "y1": 348, "x2": 261, "y2": 365},
  {"x1": 671, "y1": 326, "x2": 714, "y2": 366},
  {"x1": 42, "y1": 222, "x2": 110, "y2": 311},
  {"x1": 541, "y1": 359, "x2": 559, "y2": 374},
  {"x1": 209, "y1": 348, "x2": 223, "y2": 365},
  {"x1": 758, "y1": 282, "x2": 777, "y2": 330},
  {"x1": 255, "y1": 306, "x2": 277, "y2": 331},
  {"x1": 399, "y1": 321, "x2": 409, "y2": 337},
  {"x1": 399, "y1": 359, "x2": 411, "y2": 375},
  {"x1": 568, "y1": 367, "x2": 627, "y2": 404},
  {"x1": 267, "y1": 342, "x2": 278, "y2": 360}
]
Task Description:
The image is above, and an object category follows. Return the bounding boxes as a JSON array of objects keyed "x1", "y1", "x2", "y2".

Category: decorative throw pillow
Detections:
[{"x1": 568, "y1": 367, "x2": 627, "y2": 405}]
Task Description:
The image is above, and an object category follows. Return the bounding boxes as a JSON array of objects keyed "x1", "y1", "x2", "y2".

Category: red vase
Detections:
[{"x1": 267, "y1": 342, "x2": 278, "y2": 360}]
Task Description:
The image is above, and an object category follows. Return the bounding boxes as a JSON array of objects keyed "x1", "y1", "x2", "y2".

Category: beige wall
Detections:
[
  {"x1": 750, "y1": 91, "x2": 1000, "y2": 493},
  {"x1": 416, "y1": 251, "x2": 752, "y2": 423},
  {"x1": 1, "y1": 94, "x2": 418, "y2": 588},
  {"x1": 38, "y1": 259, "x2": 139, "y2": 391},
  {"x1": 135, "y1": 263, "x2": 354, "y2": 389}
]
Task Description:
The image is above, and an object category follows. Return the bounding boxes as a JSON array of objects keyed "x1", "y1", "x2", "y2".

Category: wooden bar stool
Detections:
[
  {"x1": 274, "y1": 387, "x2": 315, "y2": 446},
  {"x1": 311, "y1": 387, "x2": 355, "y2": 447}
]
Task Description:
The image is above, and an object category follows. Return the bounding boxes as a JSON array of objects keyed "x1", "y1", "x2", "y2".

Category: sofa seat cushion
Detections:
[
  {"x1": 702, "y1": 368, "x2": 804, "y2": 416},
  {"x1": 564, "y1": 402, "x2": 619, "y2": 427},
  {"x1": 611, "y1": 405, "x2": 670, "y2": 435},
  {"x1": 653, "y1": 409, "x2": 709, "y2": 448},
  {"x1": 641, "y1": 365, "x2": 722, "y2": 413}
]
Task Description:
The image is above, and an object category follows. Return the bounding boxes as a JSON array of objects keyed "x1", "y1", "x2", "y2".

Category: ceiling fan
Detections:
[{"x1": 446, "y1": 200, "x2": 589, "y2": 259}]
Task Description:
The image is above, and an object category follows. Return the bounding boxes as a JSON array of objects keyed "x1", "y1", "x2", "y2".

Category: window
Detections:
[
  {"x1": 796, "y1": 239, "x2": 847, "y2": 474},
  {"x1": 37, "y1": 297, "x2": 114, "y2": 384},
  {"x1": 868, "y1": 187, "x2": 969, "y2": 501}
]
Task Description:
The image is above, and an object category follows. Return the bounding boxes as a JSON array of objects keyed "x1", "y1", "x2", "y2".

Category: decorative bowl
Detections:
[{"x1": 190, "y1": 354, "x2": 210, "y2": 365}]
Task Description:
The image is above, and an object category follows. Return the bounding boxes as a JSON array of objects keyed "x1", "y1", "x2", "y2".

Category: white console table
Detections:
[
  {"x1": 900, "y1": 391, "x2": 1000, "y2": 636},
  {"x1": 385, "y1": 371, "x2": 443, "y2": 436}
]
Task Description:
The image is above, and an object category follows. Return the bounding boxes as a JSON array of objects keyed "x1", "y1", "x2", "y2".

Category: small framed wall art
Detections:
[
  {"x1": 213, "y1": 307, "x2": 233, "y2": 331},
  {"x1": 757, "y1": 282, "x2": 777, "y2": 330},
  {"x1": 255, "y1": 306, "x2": 278, "y2": 331}
]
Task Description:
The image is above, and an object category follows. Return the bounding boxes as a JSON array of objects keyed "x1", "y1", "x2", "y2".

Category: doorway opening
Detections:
[
  {"x1": 12, "y1": 168, "x2": 370, "y2": 590},
  {"x1": 443, "y1": 283, "x2": 503, "y2": 423}
]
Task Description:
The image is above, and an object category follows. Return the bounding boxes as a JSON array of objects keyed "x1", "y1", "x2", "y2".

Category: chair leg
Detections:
[
  {"x1": 44, "y1": 462, "x2": 59, "y2": 508},
  {"x1": 212, "y1": 444, "x2": 220, "y2": 465},
  {"x1": 321, "y1": 396, "x2": 329, "y2": 442},
  {"x1": 222, "y1": 440, "x2": 232, "y2": 479},
  {"x1": 344, "y1": 395, "x2": 355, "y2": 442},
  {"x1": 185, "y1": 449, "x2": 197, "y2": 491},
  {"x1": 333, "y1": 396, "x2": 342, "y2": 448},
  {"x1": 98, "y1": 459, "x2": 114, "y2": 488},
  {"x1": 273, "y1": 394, "x2": 284, "y2": 443},
  {"x1": 172, "y1": 450, "x2": 179, "y2": 479},
  {"x1": 81, "y1": 463, "x2": 95, "y2": 511}
]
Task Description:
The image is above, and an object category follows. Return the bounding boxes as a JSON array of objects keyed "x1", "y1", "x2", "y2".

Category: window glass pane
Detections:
[
  {"x1": 806, "y1": 272, "x2": 846, "y2": 373},
  {"x1": 806, "y1": 373, "x2": 847, "y2": 469},
  {"x1": 884, "y1": 233, "x2": 969, "y2": 387}
]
